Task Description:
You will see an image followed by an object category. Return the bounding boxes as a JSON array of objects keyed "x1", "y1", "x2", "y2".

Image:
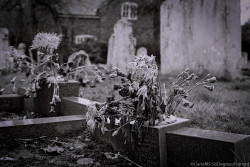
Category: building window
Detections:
[
  {"x1": 121, "y1": 2, "x2": 138, "y2": 20},
  {"x1": 75, "y1": 35, "x2": 96, "y2": 44}
]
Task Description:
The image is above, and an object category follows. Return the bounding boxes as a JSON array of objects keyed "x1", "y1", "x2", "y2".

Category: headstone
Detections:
[
  {"x1": 238, "y1": 52, "x2": 250, "y2": 70},
  {"x1": 166, "y1": 127, "x2": 250, "y2": 166},
  {"x1": 136, "y1": 47, "x2": 147, "y2": 56},
  {"x1": 0, "y1": 28, "x2": 9, "y2": 69},
  {"x1": 107, "y1": 19, "x2": 136, "y2": 72},
  {"x1": 67, "y1": 50, "x2": 91, "y2": 68},
  {"x1": 67, "y1": 50, "x2": 91, "y2": 80},
  {"x1": 160, "y1": 0, "x2": 241, "y2": 80}
]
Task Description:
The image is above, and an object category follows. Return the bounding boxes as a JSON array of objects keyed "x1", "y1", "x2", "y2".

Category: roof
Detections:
[{"x1": 59, "y1": 0, "x2": 106, "y2": 16}]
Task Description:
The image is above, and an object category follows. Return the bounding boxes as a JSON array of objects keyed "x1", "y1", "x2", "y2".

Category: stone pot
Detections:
[{"x1": 18, "y1": 80, "x2": 80, "y2": 116}]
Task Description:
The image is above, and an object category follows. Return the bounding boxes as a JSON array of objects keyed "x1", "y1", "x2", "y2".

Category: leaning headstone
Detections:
[
  {"x1": 107, "y1": 19, "x2": 136, "y2": 72},
  {"x1": 136, "y1": 47, "x2": 147, "y2": 56},
  {"x1": 0, "y1": 28, "x2": 9, "y2": 69}
]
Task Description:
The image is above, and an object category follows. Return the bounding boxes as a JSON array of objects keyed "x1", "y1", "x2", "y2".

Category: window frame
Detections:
[
  {"x1": 74, "y1": 35, "x2": 96, "y2": 44},
  {"x1": 121, "y1": 2, "x2": 138, "y2": 20}
]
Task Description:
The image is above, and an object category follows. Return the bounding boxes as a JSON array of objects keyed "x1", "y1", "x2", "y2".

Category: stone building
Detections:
[{"x1": 0, "y1": 0, "x2": 161, "y2": 63}]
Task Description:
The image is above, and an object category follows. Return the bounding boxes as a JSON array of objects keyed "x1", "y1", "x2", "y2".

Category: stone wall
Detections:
[{"x1": 160, "y1": 0, "x2": 241, "y2": 79}]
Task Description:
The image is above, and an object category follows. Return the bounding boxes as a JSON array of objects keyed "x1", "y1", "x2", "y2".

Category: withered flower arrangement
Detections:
[
  {"x1": 22, "y1": 32, "x2": 104, "y2": 114},
  {"x1": 86, "y1": 54, "x2": 216, "y2": 139}
]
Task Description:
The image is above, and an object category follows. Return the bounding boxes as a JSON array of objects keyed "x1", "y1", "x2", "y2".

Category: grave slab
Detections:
[
  {"x1": 166, "y1": 127, "x2": 250, "y2": 166},
  {"x1": 132, "y1": 118, "x2": 190, "y2": 167},
  {"x1": 0, "y1": 94, "x2": 23, "y2": 113},
  {"x1": 94, "y1": 118, "x2": 190, "y2": 167},
  {"x1": 61, "y1": 97, "x2": 100, "y2": 116},
  {"x1": 0, "y1": 115, "x2": 86, "y2": 139}
]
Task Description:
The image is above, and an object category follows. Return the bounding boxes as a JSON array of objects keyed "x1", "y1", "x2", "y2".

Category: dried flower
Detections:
[
  {"x1": 204, "y1": 85, "x2": 214, "y2": 91},
  {"x1": 31, "y1": 32, "x2": 62, "y2": 53},
  {"x1": 49, "y1": 106, "x2": 55, "y2": 113},
  {"x1": 112, "y1": 130, "x2": 119, "y2": 136},
  {"x1": 137, "y1": 85, "x2": 148, "y2": 100},
  {"x1": 204, "y1": 77, "x2": 217, "y2": 83}
]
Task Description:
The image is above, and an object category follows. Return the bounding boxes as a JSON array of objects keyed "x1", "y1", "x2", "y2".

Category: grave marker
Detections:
[
  {"x1": 0, "y1": 28, "x2": 9, "y2": 69},
  {"x1": 107, "y1": 19, "x2": 136, "y2": 72}
]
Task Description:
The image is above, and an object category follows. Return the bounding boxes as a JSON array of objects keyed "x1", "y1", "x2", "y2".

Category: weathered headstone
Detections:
[
  {"x1": 238, "y1": 52, "x2": 250, "y2": 70},
  {"x1": 67, "y1": 50, "x2": 92, "y2": 80},
  {"x1": 136, "y1": 47, "x2": 147, "y2": 56},
  {"x1": 67, "y1": 50, "x2": 91, "y2": 68},
  {"x1": 107, "y1": 19, "x2": 136, "y2": 72},
  {"x1": 0, "y1": 28, "x2": 9, "y2": 69},
  {"x1": 160, "y1": 0, "x2": 241, "y2": 80}
]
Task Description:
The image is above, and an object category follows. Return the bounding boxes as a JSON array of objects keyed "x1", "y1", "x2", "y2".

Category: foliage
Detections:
[
  {"x1": 0, "y1": 0, "x2": 65, "y2": 46},
  {"x1": 86, "y1": 54, "x2": 216, "y2": 138}
]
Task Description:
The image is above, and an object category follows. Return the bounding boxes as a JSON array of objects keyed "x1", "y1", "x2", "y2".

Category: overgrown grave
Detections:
[{"x1": 86, "y1": 54, "x2": 241, "y2": 167}]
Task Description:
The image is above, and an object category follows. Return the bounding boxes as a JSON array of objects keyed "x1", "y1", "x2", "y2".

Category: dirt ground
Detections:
[{"x1": 0, "y1": 129, "x2": 133, "y2": 167}]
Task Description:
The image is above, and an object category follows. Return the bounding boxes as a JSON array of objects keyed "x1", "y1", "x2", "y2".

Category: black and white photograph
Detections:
[{"x1": 0, "y1": 0, "x2": 250, "y2": 166}]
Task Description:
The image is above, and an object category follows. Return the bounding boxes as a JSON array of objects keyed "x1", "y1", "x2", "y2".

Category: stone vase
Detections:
[{"x1": 18, "y1": 80, "x2": 79, "y2": 117}]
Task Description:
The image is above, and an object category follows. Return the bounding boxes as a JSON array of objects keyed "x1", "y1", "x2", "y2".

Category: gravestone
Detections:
[
  {"x1": 67, "y1": 50, "x2": 92, "y2": 80},
  {"x1": 136, "y1": 47, "x2": 147, "y2": 56},
  {"x1": 67, "y1": 50, "x2": 91, "y2": 68},
  {"x1": 160, "y1": 0, "x2": 241, "y2": 80},
  {"x1": 107, "y1": 19, "x2": 136, "y2": 72},
  {"x1": 0, "y1": 28, "x2": 9, "y2": 69}
]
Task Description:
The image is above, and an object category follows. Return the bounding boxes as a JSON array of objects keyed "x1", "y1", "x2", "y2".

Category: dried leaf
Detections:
[
  {"x1": 104, "y1": 152, "x2": 119, "y2": 160},
  {"x1": 204, "y1": 85, "x2": 214, "y2": 91},
  {"x1": 112, "y1": 130, "x2": 119, "y2": 136},
  {"x1": 42, "y1": 145, "x2": 64, "y2": 154}
]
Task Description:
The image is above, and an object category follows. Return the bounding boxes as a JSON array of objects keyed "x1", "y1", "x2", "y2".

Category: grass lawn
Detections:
[
  {"x1": 1, "y1": 72, "x2": 250, "y2": 135},
  {"x1": 81, "y1": 74, "x2": 250, "y2": 135}
]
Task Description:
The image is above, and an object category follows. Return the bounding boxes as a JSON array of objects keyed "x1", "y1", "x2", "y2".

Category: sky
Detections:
[{"x1": 241, "y1": 0, "x2": 250, "y2": 25}]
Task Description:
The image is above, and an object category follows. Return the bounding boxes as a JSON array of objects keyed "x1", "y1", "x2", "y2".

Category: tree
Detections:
[{"x1": 0, "y1": 0, "x2": 64, "y2": 47}]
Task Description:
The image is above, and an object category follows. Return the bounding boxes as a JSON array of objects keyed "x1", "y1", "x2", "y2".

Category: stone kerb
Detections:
[
  {"x1": 61, "y1": 97, "x2": 101, "y2": 116},
  {"x1": 0, "y1": 115, "x2": 86, "y2": 139},
  {"x1": 166, "y1": 127, "x2": 250, "y2": 166}
]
